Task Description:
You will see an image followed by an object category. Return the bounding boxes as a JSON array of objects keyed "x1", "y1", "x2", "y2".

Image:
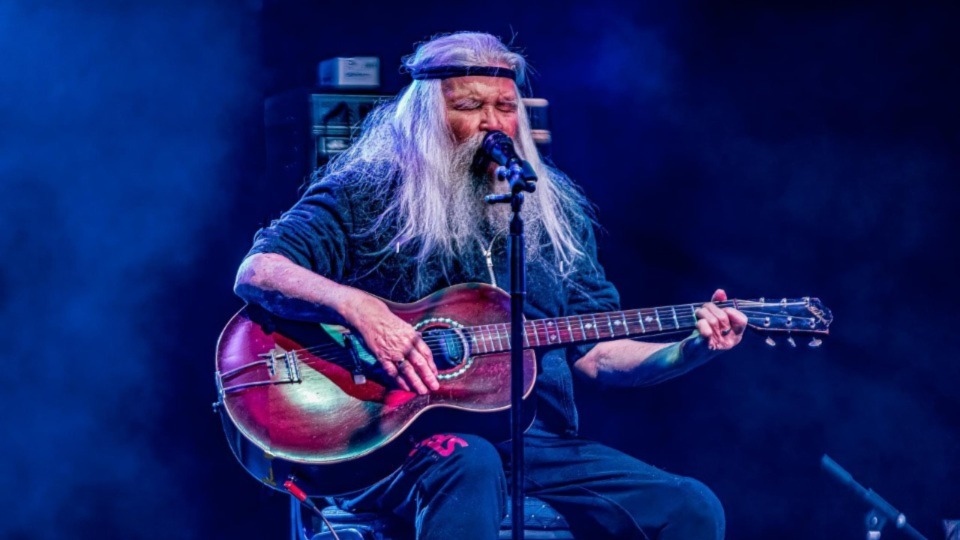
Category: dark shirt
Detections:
[{"x1": 247, "y1": 171, "x2": 620, "y2": 436}]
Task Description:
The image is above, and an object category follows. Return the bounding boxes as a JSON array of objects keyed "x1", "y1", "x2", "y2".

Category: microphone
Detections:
[
  {"x1": 481, "y1": 131, "x2": 524, "y2": 168},
  {"x1": 480, "y1": 131, "x2": 537, "y2": 192}
]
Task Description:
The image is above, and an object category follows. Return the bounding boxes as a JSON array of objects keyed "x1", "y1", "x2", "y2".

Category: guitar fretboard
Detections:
[{"x1": 463, "y1": 303, "x2": 707, "y2": 355}]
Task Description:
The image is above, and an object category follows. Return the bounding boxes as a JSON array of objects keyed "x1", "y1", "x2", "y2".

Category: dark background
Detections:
[{"x1": 1, "y1": 0, "x2": 957, "y2": 538}]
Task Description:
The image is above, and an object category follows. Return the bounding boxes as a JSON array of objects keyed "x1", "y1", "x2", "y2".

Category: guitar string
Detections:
[
  {"x1": 279, "y1": 328, "x2": 700, "y2": 375},
  {"x1": 282, "y1": 306, "x2": 813, "y2": 361},
  {"x1": 250, "y1": 299, "x2": 807, "y2": 357},
  {"x1": 262, "y1": 306, "x2": 814, "y2": 366},
  {"x1": 288, "y1": 310, "x2": 703, "y2": 359}
]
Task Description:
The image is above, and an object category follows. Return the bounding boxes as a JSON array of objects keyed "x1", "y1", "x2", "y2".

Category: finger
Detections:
[
  {"x1": 725, "y1": 308, "x2": 748, "y2": 335},
  {"x1": 702, "y1": 303, "x2": 731, "y2": 331},
  {"x1": 696, "y1": 319, "x2": 720, "y2": 350},
  {"x1": 413, "y1": 336, "x2": 439, "y2": 376},
  {"x1": 711, "y1": 288, "x2": 728, "y2": 303},
  {"x1": 397, "y1": 359, "x2": 429, "y2": 395},
  {"x1": 407, "y1": 348, "x2": 440, "y2": 391},
  {"x1": 379, "y1": 356, "x2": 400, "y2": 379},
  {"x1": 696, "y1": 317, "x2": 715, "y2": 339},
  {"x1": 379, "y1": 356, "x2": 412, "y2": 391},
  {"x1": 696, "y1": 304, "x2": 718, "y2": 337}
]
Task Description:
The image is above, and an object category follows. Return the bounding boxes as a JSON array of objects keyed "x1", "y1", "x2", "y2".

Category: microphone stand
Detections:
[
  {"x1": 821, "y1": 454, "x2": 928, "y2": 540},
  {"x1": 486, "y1": 162, "x2": 536, "y2": 540}
]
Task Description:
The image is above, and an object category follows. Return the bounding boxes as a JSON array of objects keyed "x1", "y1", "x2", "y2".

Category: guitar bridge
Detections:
[{"x1": 216, "y1": 348, "x2": 303, "y2": 396}]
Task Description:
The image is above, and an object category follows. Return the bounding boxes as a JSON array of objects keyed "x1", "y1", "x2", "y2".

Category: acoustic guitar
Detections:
[{"x1": 214, "y1": 282, "x2": 831, "y2": 496}]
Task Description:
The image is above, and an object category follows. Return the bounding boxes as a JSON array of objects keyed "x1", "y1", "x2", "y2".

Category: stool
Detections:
[{"x1": 292, "y1": 495, "x2": 574, "y2": 540}]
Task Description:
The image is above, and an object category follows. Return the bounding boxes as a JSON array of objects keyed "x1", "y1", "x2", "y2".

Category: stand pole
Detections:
[
  {"x1": 509, "y1": 199, "x2": 525, "y2": 540},
  {"x1": 482, "y1": 128, "x2": 539, "y2": 540},
  {"x1": 821, "y1": 454, "x2": 928, "y2": 540},
  {"x1": 486, "y1": 165, "x2": 534, "y2": 540}
]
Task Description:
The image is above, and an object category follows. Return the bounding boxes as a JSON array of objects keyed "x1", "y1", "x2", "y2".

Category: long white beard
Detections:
[{"x1": 443, "y1": 134, "x2": 537, "y2": 246}]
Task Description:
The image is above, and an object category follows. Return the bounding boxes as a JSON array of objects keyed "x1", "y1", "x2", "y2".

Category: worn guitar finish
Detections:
[{"x1": 215, "y1": 283, "x2": 832, "y2": 496}]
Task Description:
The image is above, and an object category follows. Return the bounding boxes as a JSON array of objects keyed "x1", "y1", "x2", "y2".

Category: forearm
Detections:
[
  {"x1": 574, "y1": 333, "x2": 719, "y2": 387},
  {"x1": 233, "y1": 252, "x2": 361, "y2": 324}
]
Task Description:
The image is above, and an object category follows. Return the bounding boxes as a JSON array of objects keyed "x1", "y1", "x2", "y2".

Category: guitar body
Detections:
[{"x1": 215, "y1": 283, "x2": 536, "y2": 496}]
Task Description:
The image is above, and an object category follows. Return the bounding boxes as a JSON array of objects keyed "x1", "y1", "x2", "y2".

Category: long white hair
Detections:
[{"x1": 323, "y1": 32, "x2": 592, "y2": 286}]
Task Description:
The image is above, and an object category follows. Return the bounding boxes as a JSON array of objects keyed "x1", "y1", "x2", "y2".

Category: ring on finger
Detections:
[
  {"x1": 721, "y1": 328, "x2": 731, "y2": 336},
  {"x1": 396, "y1": 359, "x2": 406, "y2": 369}
]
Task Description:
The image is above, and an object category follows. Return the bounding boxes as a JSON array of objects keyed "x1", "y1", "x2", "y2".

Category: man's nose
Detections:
[{"x1": 478, "y1": 107, "x2": 503, "y2": 132}]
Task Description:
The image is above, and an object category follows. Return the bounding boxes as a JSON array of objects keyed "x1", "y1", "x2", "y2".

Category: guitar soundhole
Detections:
[{"x1": 422, "y1": 327, "x2": 467, "y2": 370}]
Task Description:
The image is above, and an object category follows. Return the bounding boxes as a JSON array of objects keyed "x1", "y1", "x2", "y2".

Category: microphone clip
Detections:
[{"x1": 496, "y1": 161, "x2": 537, "y2": 195}]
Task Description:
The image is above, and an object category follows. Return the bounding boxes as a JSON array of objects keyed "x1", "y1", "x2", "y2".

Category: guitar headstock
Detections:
[{"x1": 735, "y1": 297, "x2": 833, "y2": 348}]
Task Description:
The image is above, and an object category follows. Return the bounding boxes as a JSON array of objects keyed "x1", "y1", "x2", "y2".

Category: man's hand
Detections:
[
  {"x1": 344, "y1": 293, "x2": 440, "y2": 395},
  {"x1": 694, "y1": 289, "x2": 748, "y2": 351}
]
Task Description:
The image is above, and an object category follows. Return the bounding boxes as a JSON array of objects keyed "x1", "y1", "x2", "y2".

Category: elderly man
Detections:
[{"x1": 235, "y1": 31, "x2": 746, "y2": 540}]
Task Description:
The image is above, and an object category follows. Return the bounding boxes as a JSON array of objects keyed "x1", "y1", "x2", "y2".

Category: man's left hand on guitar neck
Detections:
[
  {"x1": 694, "y1": 288, "x2": 748, "y2": 352},
  {"x1": 573, "y1": 288, "x2": 747, "y2": 388}
]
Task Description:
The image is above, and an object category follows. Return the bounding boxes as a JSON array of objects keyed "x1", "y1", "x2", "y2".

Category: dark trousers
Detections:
[{"x1": 336, "y1": 431, "x2": 724, "y2": 540}]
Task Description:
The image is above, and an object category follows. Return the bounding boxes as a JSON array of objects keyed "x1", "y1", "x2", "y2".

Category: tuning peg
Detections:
[
  {"x1": 765, "y1": 336, "x2": 776, "y2": 347},
  {"x1": 808, "y1": 338, "x2": 822, "y2": 348},
  {"x1": 787, "y1": 336, "x2": 796, "y2": 348}
]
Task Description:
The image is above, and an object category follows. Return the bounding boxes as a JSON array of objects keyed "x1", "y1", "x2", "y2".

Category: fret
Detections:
[
  {"x1": 565, "y1": 317, "x2": 575, "y2": 343},
  {"x1": 671, "y1": 306, "x2": 679, "y2": 329},
  {"x1": 590, "y1": 314, "x2": 601, "y2": 339},
  {"x1": 522, "y1": 325, "x2": 530, "y2": 348},
  {"x1": 637, "y1": 310, "x2": 646, "y2": 333},
  {"x1": 469, "y1": 330, "x2": 483, "y2": 355},
  {"x1": 606, "y1": 313, "x2": 614, "y2": 336},
  {"x1": 655, "y1": 309, "x2": 663, "y2": 331},
  {"x1": 475, "y1": 326, "x2": 487, "y2": 354},
  {"x1": 486, "y1": 325, "x2": 497, "y2": 351},
  {"x1": 531, "y1": 321, "x2": 541, "y2": 347},
  {"x1": 494, "y1": 324, "x2": 505, "y2": 351},
  {"x1": 619, "y1": 312, "x2": 630, "y2": 335},
  {"x1": 504, "y1": 324, "x2": 515, "y2": 350},
  {"x1": 578, "y1": 316, "x2": 587, "y2": 341}
]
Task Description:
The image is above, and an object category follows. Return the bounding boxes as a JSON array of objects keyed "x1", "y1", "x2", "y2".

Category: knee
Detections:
[
  {"x1": 412, "y1": 433, "x2": 506, "y2": 514},
  {"x1": 671, "y1": 478, "x2": 725, "y2": 539},
  {"x1": 414, "y1": 433, "x2": 502, "y2": 478},
  {"x1": 447, "y1": 433, "x2": 502, "y2": 478}
]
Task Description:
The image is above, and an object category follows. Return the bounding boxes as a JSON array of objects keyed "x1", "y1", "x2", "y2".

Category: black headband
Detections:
[{"x1": 410, "y1": 65, "x2": 517, "y2": 81}]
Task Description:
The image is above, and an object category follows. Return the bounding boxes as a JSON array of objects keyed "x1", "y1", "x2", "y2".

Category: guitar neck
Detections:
[{"x1": 464, "y1": 301, "x2": 720, "y2": 355}]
